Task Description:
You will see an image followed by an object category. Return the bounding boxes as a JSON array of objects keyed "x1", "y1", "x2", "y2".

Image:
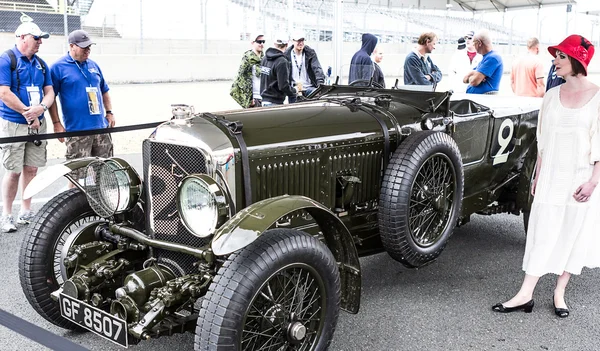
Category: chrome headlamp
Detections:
[
  {"x1": 84, "y1": 158, "x2": 141, "y2": 218},
  {"x1": 177, "y1": 174, "x2": 229, "y2": 238}
]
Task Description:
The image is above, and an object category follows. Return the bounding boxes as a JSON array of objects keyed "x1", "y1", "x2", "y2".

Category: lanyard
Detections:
[
  {"x1": 28, "y1": 58, "x2": 39, "y2": 87},
  {"x1": 292, "y1": 51, "x2": 304, "y2": 79},
  {"x1": 74, "y1": 60, "x2": 92, "y2": 87}
]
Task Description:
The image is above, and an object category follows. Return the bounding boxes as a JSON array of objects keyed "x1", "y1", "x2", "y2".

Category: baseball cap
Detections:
[
  {"x1": 15, "y1": 22, "x2": 49, "y2": 39},
  {"x1": 68, "y1": 29, "x2": 95, "y2": 48},
  {"x1": 273, "y1": 33, "x2": 288, "y2": 45},
  {"x1": 457, "y1": 37, "x2": 466, "y2": 50},
  {"x1": 291, "y1": 30, "x2": 306, "y2": 41},
  {"x1": 251, "y1": 33, "x2": 264, "y2": 42},
  {"x1": 548, "y1": 34, "x2": 595, "y2": 74},
  {"x1": 465, "y1": 30, "x2": 474, "y2": 38}
]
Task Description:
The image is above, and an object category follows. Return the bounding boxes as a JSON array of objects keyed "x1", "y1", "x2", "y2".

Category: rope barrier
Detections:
[
  {"x1": 0, "y1": 309, "x2": 88, "y2": 351},
  {"x1": 0, "y1": 121, "x2": 164, "y2": 144}
]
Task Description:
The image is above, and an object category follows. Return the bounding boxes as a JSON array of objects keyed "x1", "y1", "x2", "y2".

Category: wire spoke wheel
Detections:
[
  {"x1": 408, "y1": 153, "x2": 456, "y2": 248},
  {"x1": 241, "y1": 264, "x2": 326, "y2": 351},
  {"x1": 195, "y1": 229, "x2": 340, "y2": 351},
  {"x1": 379, "y1": 132, "x2": 464, "y2": 267}
]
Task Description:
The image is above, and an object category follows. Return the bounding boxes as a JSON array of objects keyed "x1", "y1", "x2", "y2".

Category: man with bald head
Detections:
[
  {"x1": 511, "y1": 37, "x2": 545, "y2": 97},
  {"x1": 372, "y1": 46, "x2": 385, "y2": 88},
  {"x1": 464, "y1": 29, "x2": 504, "y2": 94}
]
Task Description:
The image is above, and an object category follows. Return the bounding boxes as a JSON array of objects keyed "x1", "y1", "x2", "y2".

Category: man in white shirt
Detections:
[{"x1": 285, "y1": 30, "x2": 325, "y2": 102}]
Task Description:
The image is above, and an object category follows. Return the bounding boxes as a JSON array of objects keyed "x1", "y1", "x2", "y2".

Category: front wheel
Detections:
[
  {"x1": 195, "y1": 229, "x2": 341, "y2": 350},
  {"x1": 18, "y1": 188, "x2": 101, "y2": 329}
]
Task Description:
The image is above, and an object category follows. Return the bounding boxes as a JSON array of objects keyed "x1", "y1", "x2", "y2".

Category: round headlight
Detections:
[
  {"x1": 84, "y1": 159, "x2": 141, "y2": 218},
  {"x1": 177, "y1": 174, "x2": 228, "y2": 238}
]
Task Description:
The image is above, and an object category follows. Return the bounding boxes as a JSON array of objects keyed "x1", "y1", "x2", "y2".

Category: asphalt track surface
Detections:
[{"x1": 1, "y1": 82, "x2": 600, "y2": 350}]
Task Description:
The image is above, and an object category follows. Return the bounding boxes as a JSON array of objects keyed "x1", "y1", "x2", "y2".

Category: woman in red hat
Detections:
[{"x1": 493, "y1": 34, "x2": 600, "y2": 318}]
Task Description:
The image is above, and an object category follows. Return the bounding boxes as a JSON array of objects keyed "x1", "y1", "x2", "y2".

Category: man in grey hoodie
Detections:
[{"x1": 349, "y1": 33, "x2": 377, "y2": 85}]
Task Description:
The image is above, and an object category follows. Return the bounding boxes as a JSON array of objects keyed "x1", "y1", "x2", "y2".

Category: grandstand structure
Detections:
[
  {"x1": 0, "y1": 0, "x2": 121, "y2": 38},
  {"x1": 230, "y1": 0, "x2": 532, "y2": 46}
]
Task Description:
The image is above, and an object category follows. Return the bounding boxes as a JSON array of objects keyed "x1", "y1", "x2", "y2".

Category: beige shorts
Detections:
[{"x1": 0, "y1": 118, "x2": 47, "y2": 173}]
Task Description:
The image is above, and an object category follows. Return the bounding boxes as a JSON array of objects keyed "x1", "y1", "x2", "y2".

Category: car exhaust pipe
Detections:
[{"x1": 109, "y1": 224, "x2": 213, "y2": 261}]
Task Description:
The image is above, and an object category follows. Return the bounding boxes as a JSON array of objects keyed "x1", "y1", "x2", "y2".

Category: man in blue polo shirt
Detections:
[
  {"x1": 49, "y1": 29, "x2": 115, "y2": 188},
  {"x1": 0, "y1": 20, "x2": 55, "y2": 232},
  {"x1": 464, "y1": 30, "x2": 503, "y2": 94}
]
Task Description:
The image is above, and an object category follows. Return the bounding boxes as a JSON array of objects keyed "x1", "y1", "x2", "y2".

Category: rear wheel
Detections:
[
  {"x1": 195, "y1": 229, "x2": 340, "y2": 350},
  {"x1": 19, "y1": 189, "x2": 101, "y2": 329},
  {"x1": 379, "y1": 132, "x2": 464, "y2": 268}
]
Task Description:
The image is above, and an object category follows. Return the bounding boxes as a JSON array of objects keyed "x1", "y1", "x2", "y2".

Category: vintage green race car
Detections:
[{"x1": 19, "y1": 84, "x2": 541, "y2": 350}]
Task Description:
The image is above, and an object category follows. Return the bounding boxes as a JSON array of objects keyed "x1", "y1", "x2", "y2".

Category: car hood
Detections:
[{"x1": 219, "y1": 100, "x2": 416, "y2": 151}]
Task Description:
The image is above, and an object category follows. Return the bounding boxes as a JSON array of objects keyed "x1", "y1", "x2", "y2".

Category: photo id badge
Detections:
[
  {"x1": 26, "y1": 86, "x2": 40, "y2": 106},
  {"x1": 86, "y1": 87, "x2": 101, "y2": 115}
]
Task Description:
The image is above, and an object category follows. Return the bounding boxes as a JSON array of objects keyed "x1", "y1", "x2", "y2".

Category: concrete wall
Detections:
[{"x1": 1, "y1": 34, "x2": 597, "y2": 84}]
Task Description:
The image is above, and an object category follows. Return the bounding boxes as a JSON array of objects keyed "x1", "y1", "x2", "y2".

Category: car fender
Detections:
[{"x1": 211, "y1": 195, "x2": 362, "y2": 313}]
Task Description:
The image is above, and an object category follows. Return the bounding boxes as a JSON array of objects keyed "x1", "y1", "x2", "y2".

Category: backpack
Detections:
[{"x1": 3, "y1": 49, "x2": 47, "y2": 92}]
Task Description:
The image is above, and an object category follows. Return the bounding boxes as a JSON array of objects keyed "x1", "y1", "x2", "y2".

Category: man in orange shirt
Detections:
[{"x1": 511, "y1": 37, "x2": 545, "y2": 97}]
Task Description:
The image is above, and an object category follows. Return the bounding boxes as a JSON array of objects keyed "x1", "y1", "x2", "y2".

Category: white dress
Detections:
[{"x1": 522, "y1": 86, "x2": 600, "y2": 276}]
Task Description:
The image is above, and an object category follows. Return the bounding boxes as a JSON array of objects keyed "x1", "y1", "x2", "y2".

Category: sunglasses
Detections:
[
  {"x1": 465, "y1": 36, "x2": 473, "y2": 40},
  {"x1": 23, "y1": 34, "x2": 42, "y2": 41},
  {"x1": 255, "y1": 40, "x2": 265, "y2": 44}
]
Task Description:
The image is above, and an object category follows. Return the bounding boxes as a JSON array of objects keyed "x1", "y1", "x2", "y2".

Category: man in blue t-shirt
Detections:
[
  {"x1": 464, "y1": 30, "x2": 503, "y2": 94},
  {"x1": 0, "y1": 21, "x2": 55, "y2": 232},
  {"x1": 49, "y1": 30, "x2": 115, "y2": 188}
]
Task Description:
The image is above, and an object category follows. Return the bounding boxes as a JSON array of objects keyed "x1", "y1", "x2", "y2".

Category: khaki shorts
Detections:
[
  {"x1": 0, "y1": 119, "x2": 48, "y2": 173},
  {"x1": 66, "y1": 133, "x2": 114, "y2": 179}
]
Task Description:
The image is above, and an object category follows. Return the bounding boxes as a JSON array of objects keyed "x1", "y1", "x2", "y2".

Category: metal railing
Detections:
[{"x1": 0, "y1": 0, "x2": 75, "y2": 14}]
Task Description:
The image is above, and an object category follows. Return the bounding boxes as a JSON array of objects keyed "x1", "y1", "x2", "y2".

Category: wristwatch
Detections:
[
  {"x1": 40, "y1": 103, "x2": 48, "y2": 112},
  {"x1": 106, "y1": 110, "x2": 113, "y2": 115}
]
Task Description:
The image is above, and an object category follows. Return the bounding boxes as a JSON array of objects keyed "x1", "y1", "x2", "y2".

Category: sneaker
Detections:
[
  {"x1": 17, "y1": 210, "x2": 36, "y2": 225},
  {"x1": 1, "y1": 214, "x2": 17, "y2": 233}
]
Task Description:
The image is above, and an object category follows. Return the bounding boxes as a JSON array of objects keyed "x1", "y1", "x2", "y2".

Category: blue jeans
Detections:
[{"x1": 289, "y1": 87, "x2": 316, "y2": 103}]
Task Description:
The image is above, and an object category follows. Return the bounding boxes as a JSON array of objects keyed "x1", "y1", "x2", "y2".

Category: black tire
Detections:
[
  {"x1": 195, "y1": 229, "x2": 340, "y2": 351},
  {"x1": 379, "y1": 132, "x2": 464, "y2": 268},
  {"x1": 518, "y1": 149, "x2": 537, "y2": 234},
  {"x1": 19, "y1": 188, "x2": 101, "y2": 329}
]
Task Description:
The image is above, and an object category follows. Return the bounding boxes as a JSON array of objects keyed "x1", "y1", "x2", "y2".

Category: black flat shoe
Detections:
[
  {"x1": 492, "y1": 300, "x2": 534, "y2": 313},
  {"x1": 553, "y1": 302, "x2": 569, "y2": 318}
]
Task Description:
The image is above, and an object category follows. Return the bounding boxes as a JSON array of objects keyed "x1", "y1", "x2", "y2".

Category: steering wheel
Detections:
[{"x1": 348, "y1": 79, "x2": 385, "y2": 89}]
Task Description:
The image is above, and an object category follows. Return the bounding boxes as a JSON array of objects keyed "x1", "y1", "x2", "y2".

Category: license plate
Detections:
[{"x1": 59, "y1": 293, "x2": 128, "y2": 347}]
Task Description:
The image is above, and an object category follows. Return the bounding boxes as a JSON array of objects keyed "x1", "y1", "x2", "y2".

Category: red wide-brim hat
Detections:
[{"x1": 548, "y1": 34, "x2": 594, "y2": 74}]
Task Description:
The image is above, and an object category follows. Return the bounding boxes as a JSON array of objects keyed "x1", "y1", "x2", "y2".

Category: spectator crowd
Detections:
[{"x1": 231, "y1": 27, "x2": 559, "y2": 108}]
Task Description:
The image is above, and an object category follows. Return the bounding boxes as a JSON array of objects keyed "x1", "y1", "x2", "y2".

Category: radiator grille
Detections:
[{"x1": 142, "y1": 140, "x2": 210, "y2": 274}]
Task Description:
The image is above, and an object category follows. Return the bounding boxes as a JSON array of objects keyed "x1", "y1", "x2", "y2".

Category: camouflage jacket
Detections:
[{"x1": 230, "y1": 50, "x2": 263, "y2": 108}]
